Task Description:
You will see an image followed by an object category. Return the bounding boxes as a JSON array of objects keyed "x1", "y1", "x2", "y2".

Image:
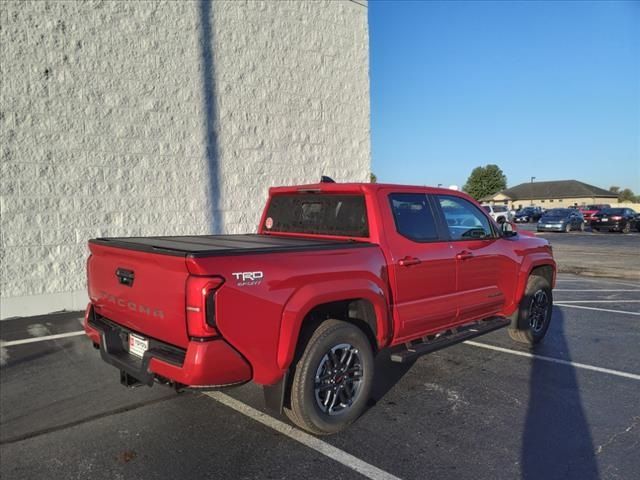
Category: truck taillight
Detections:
[{"x1": 186, "y1": 276, "x2": 224, "y2": 339}]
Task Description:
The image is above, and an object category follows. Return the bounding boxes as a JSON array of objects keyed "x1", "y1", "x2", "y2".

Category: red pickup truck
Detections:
[{"x1": 84, "y1": 181, "x2": 556, "y2": 434}]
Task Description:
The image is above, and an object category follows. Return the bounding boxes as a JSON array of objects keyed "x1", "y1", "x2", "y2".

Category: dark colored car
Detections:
[
  {"x1": 591, "y1": 208, "x2": 639, "y2": 233},
  {"x1": 514, "y1": 207, "x2": 543, "y2": 223},
  {"x1": 537, "y1": 208, "x2": 585, "y2": 232}
]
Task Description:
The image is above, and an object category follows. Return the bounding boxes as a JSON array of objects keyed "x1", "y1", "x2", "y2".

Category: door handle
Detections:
[
  {"x1": 456, "y1": 250, "x2": 474, "y2": 261},
  {"x1": 399, "y1": 256, "x2": 421, "y2": 267}
]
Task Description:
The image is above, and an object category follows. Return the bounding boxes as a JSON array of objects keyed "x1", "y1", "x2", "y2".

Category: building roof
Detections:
[{"x1": 486, "y1": 180, "x2": 618, "y2": 201}]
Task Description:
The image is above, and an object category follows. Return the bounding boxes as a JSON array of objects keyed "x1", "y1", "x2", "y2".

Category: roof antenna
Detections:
[{"x1": 320, "y1": 176, "x2": 336, "y2": 183}]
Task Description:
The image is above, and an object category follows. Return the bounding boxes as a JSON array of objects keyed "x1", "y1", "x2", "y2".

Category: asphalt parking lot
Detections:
[
  {"x1": 1, "y1": 271, "x2": 638, "y2": 480},
  {"x1": 518, "y1": 223, "x2": 640, "y2": 280}
]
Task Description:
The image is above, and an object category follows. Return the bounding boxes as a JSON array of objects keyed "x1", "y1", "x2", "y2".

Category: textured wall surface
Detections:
[{"x1": 0, "y1": 0, "x2": 370, "y2": 318}]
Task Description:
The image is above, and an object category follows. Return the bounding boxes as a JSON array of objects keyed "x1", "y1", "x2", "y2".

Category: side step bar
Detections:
[{"x1": 390, "y1": 317, "x2": 510, "y2": 363}]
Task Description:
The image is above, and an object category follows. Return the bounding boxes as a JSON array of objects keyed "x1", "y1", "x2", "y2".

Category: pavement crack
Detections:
[
  {"x1": 0, "y1": 395, "x2": 177, "y2": 446},
  {"x1": 595, "y1": 416, "x2": 640, "y2": 455}
]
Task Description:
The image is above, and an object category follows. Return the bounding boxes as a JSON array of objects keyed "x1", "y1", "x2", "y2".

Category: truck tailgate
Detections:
[{"x1": 87, "y1": 243, "x2": 190, "y2": 348}]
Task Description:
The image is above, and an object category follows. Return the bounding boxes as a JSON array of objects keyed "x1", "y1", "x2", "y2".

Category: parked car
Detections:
[
  {"x1": 84, "y1": 181, "x2": 555, "y2": 435},
  {"x1": 580, "y1": 204, "x2": 611, "y2": 224},
  {"x1": 514, "y1": 206, "x2": 543, "y2": 223},
  {"x1": 537, "y1": 208, "x2": 585, "y2": 232},
  {"x1": 481, "y1": 204, "x2": 514, "y2": 224},
  {"x1": 591, "y1": 208, "x2": 639, "y2": 233}
]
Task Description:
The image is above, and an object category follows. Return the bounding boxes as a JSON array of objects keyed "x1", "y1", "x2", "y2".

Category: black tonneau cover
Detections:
[{"x1": 89, "y1": 234, "x2": 374, "y2": 258}]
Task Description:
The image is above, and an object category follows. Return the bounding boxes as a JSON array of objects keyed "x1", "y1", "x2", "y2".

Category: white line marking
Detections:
[
  {"x1": 554, "y1": 300, "x2": 640, "y2": 304},
  {"x1": 2, "y1": 330, "x2": 86, "y2": 347},
  {"x1": 554, "y1": 304, "x2": 640, "y2": 316},
  {"x1": 554, "y1": 289, "x2": 640, "y2": 292},
  {"x1": 205, "y1": 391, "x2": 402, "y2": 480},
  {"x1": 556, "y1": 278, "x2": 640, "y2": 288},
  {"x1": 464, "y1": 341, "x2": 640, "y2": 381}
]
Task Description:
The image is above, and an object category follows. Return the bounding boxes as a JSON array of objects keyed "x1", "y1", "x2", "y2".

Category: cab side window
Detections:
[
  {"x1": 389, "y1": 193, "x2": 439, "y2": 242},
  {"x1": 437, "y1": 195, "x2": 494, "y2": 240}
]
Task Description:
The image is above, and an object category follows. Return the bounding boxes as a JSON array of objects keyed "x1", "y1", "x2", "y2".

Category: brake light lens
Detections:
[{"x1": 186, "y1": 276, "x2": 224, "y2": 338}]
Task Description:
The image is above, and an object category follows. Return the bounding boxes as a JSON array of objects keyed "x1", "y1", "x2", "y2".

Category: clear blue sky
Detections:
[{"x1": 369, "y1": 0, "x2": 640, "y2": 192}]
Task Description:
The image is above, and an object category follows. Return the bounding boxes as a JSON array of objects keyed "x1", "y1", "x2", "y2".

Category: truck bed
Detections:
[{"x1": 89, "y1": 234, "x2": 374, "y2": 258}]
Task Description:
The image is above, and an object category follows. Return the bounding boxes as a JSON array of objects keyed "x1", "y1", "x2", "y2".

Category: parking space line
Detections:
[
  {"x1": 555, "y1": 300, "x2": 640, "y2": 304},
  {"x1": 554, "y1": 304, "x2": 640, "y2": 316},
  {"x1": 464, "y1": 341, "x2": 640, "y2": 381},
  {"x1": 204, "y1": 392, "x2": 402, "y2": 480},
  {"x1": 2, "y1": 330, "x2": 86, "y2": 347},
  {"x1": 554, "y1": 289, "x2": 640, "y2": 292},
  {"x1": 556, "y1": 278, "x2": 640, "y2": 288}
]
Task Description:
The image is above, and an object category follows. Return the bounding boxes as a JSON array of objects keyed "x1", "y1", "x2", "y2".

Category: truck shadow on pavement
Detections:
[
  {"x1": 522, "y1": 308, "x2": 600, "y2": 480},
  {"x1": 368, "y1": 349, "x2": 416, "y2": 407}
]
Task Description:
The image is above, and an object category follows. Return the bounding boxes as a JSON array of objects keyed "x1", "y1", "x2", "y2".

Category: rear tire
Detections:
[
  {"x1": 622, "y1": 222, "x2": 631, "y2": 234},
  {"x1": 285, "y1": 320, "x2": 374, "y2": 435},
  {"x1": 564, "y1": 223, "x2": 571, "y2": 233},
  {"x1": 508, "y1": 275, "x2": 553, "y2": 345}
]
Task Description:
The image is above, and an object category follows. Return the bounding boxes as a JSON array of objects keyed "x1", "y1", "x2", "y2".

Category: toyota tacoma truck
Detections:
[{"x1": 84, "y1": 181, "x2": 556, "y2": 435}]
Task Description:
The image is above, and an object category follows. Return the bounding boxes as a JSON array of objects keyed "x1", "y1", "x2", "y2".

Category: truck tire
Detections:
[
  {"x1": 508, "y1": 275, "x2": 553, "y2": 345},
  {"x1": 284, "y1": 319, "x2": 374, "y2": 435}
]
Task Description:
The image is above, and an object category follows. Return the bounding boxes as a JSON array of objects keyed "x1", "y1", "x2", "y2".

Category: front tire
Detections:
[
  {"x1": 285, "y1": 320, "x2": 374, "y2": 435},
  {"x1": 508, "y1": 275, "x2": 553, "y2": 345}
]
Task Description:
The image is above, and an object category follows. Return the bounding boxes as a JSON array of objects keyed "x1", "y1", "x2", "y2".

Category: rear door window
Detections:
[{"x1": 389, "y1": 193, "x2": 440, "y2": 242}]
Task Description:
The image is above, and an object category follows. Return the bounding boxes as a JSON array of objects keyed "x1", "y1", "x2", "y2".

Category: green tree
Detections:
[
  {"x1": 618, "y1": 188, "x2": 635, "y2": 202},
  {"x1": 609, "y1": 186, "x2": 620, "y2": 194},
  {"x1": 463, "y1": 164, "x2": 507, "y2": 200},
  {"x1": 370, "y1": 172, "x2": 377, "y2": 183}
]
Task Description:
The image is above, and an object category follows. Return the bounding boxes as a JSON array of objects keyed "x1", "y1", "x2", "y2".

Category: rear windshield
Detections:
[
  {"x1": 544, "y1": 209, "x2": 571, "y2": 216},
  {"x1": 599, "y1": 208, "x2": 624, "y2": 215},
  {"x1": 264, "y1": 194, "x2": 369, "y2": 237}
]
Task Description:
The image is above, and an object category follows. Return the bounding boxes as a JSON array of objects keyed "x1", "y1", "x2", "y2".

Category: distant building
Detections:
[{"x1": 482, "y1": 180, "x2": 618, "y2": 209}]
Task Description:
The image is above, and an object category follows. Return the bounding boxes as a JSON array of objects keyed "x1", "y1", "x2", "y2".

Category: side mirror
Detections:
[{"x1": 501, "y1": 221, "x2": 517, "y2": 237}]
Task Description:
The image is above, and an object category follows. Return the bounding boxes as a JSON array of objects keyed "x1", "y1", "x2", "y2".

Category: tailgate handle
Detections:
[{"x1": 116, "y1": 268, "x2": 135, "y2": 287}]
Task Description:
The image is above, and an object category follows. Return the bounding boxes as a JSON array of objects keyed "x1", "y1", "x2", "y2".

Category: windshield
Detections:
[{"x1": 264, "y1": 194, "x2": 369, "y2": 237}]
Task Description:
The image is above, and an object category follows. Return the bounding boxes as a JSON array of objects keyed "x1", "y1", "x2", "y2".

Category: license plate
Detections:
[
  {"x1": 545, "y1": 224, "x2": 552, "y2": 228},
  {"x1": 128, "y1": 333, "x2": 148, "y2": 358},
  {"x1": 601, "y1": 217, "x2": 608, "y2": 221}
]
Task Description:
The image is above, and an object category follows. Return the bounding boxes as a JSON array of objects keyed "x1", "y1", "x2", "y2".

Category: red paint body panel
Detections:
[{"x1": 85, "y1": 182, "x2": 555, "y2": 389}]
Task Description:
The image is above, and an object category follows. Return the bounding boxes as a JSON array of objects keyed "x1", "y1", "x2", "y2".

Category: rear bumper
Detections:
[
  {"x1": 84, "y1": 305, "x2": 252, "y2": 388},
  {"x1": 591, "y1": 221, "x2": 624, "y2": 231},
  {"x1": 537, "y1": 224, "x2": 565, "y2": 232}
]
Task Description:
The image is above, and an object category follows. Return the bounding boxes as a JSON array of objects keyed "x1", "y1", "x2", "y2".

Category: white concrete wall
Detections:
[{"x1": 0, "y1": 0, "x2": 371, "y2": 319}]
